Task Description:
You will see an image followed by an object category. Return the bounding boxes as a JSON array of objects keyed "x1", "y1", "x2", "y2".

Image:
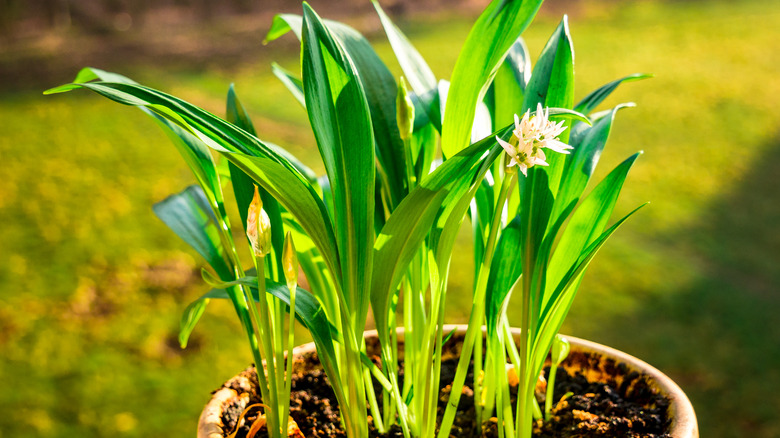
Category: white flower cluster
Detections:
[{"x1": 496, "y1": 103, "x2": 573, "y2": 176}]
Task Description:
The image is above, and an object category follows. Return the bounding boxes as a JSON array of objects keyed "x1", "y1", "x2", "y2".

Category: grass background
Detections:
[{"x1": 1, "y1": 0, "x2": 779, "y2": 437}]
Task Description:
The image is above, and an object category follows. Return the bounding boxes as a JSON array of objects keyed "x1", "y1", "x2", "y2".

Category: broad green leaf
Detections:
[
  {"x1": 485, "y1": 216, "x2": 523, "y2": 336},
  {"x1": 547, "y1": 152, "x2": 642, "y2": 300},
  {"x1": 67, "y1": 68, "x2": 231, "y2": 246},
  {"x1": 518, "y1": 168, "x2": 554, "y2": 310},
  {"x1": 152, "y1": 185, "x2": 231, "y2": 278},
  {"x1": 522, "y1": 16, "x2": 575, "y2": 199},
  {"x1": 225, "y1": 84, "x2": 259, "y2": 233},
  {"x1": 226, "y1": 85, "x2": 286, "y2": 280},
  {"x1": 301, "y1": 4, "x2": 376, "y2": 322},
  {"x1": 266, "y1": 12, "x2": 409, "y2": 210},
  {"x1": 493, "y1": 37, "x2": 532, "y2": 129},
  {"x1": 440, "y1": 0, "x2": 544, "y2": 157},
  {"x1": 575, "y1": 73, "x2": 652, "y2": 115},
  {"x1": 46, "y1": 79, "x2": 342, "y2": 293}
]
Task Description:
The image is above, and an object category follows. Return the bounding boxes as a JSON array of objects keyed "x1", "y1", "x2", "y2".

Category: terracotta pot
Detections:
[{"x1": 197, "y1": 325, "x2": 698, "y2": 438}]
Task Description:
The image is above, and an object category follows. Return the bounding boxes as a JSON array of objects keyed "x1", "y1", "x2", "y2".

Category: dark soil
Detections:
[{"x1": 217, "y1": 337, "x2": 671, "y2": 438}]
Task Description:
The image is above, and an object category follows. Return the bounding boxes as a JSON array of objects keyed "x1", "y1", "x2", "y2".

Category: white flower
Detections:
[
  {"x1": 497, "y1": 103, "x2": 573, "y2": 176},
  {"x1": 496, "y1": 136, "x2": 548, "y2": 176}
]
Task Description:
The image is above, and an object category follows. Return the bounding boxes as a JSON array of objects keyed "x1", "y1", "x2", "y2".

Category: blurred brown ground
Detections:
[{"x1": 0, "y1": 0, "x2": 587, "y2": 92}]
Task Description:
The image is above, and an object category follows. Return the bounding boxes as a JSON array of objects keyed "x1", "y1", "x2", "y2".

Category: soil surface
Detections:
[{"x1": 216, "y1": 336, "x2": 671, "y2": 438}]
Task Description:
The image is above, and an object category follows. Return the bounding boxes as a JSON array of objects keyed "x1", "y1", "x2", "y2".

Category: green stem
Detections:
[
  {"x1": 249, "y1": 258, "x2": 281, "y2": 438},
  {"x1": 281, "y1": 282, "x2": 297, "y2": 431},
  {"x1": 437, "y1": 174, "x2": 515, "y2": 438},
  {"x1": 340, "y1": 316, "x2": 369, "y2": 438},
  {"x1": 364, "y1": 366, "x2": 386, "y2": 433},
  {"x1": 545, "y1": 361, "x2": 558, "y2": 420}
]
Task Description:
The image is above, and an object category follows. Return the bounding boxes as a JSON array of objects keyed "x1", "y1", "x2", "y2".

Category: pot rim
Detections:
[{"x1": 198, "y1": 324, "x2": 698, "y2": 438}]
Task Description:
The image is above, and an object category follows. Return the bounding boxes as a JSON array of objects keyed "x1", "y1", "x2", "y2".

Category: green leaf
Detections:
[
  {"x1": 301, "y1": 4, "x2": 376, "y2": 321},
  {"x1": 47, "y1": 78, "x2": 342, "y2": 294},
  {"x1": 191, "y1": 278, "x2": 343, "y2": 391},
  {"x1": 440, "y1": 0, "x2": 544, "y2": 157},
  {"x1": 547, "y1": 152, "x2": 643, "y2": 300},
  {"x1": 485, "y1": 216, "x2": 523, "y2": 336},
  {"x1": 372, "y1": 1, "x2": 437, "y2": 121},
  {"x1": 552, "y1": 103, "x2": 634, "y2": 222},
  {"x1": 226, "y1": 85, "x2": 286, "y2": 280},
  {"x1": 535, "y1": 202, "x2": 646, "y2": 365},
  {"x1": 371, "y1": 125, "x2": 508, "y2": 347},
  {"x1": 224, "y1": 84, "x2": 259, "y2": 233},
  {"x1": 574, "y1": 73, "x2": 652, "y2": 115},
  {"x1": 153, "y1": 185, "x2": 231, "y2": 277},
  {"x1": 264, "y1": 13, "x2": 301, "y2": 43},
  {"x1": 267, "y1": 12, "x2": 409, "y2": 210},
  {"x1": 179, "y1": 295, "x2": 209, "y2": 348},
  {"x1": 271, "y1": 62, "x2": 306, "y2": 108},
  {"x1": 522, "y1": 16, "x2": 575, "y2": 199},
  {"x1": 492, "y1": 37, "x2": 532, "y2": 129}
]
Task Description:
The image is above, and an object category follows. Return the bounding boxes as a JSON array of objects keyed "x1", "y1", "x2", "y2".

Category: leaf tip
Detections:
[{"x1": 43, "y1": 83, "x2": 77, "y2": 95}]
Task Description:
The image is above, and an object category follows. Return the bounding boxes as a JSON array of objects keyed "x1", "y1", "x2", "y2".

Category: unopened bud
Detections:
[
  {"x1": 551, "y1": 335, "x2": 570, "y2": 367},
  {"x1": 246, "y1": 185, "x2": 272, "y2": 257},
  {"x1": 282, "y1": 231, "x2": 299, "y2": 291},
  {"x1": 396, "y1": 76, "x2": 415, "y2": 141}
]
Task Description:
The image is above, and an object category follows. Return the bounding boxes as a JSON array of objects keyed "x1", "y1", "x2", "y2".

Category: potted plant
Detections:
[{"x1": 46, "y1": 0, "x2": 698, "y2": 437}]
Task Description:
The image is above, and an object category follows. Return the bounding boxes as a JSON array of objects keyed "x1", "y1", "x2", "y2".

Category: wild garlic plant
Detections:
[{"x1": 46, "y1": 0, "x2": 649, "y2": 437}]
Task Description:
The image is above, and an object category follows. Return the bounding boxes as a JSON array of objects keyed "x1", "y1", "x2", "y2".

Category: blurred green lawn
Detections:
[{"x1": 1, "y1": 0, "x2": 779, "y2": 437}]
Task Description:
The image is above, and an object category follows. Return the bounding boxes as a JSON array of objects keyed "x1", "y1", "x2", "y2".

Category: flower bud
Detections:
[
  {"x1": 246, "y1": 185, "x2": 272, "y2": 257},
  {"x1": 282, "y1": 231, "x2": 299, "y2": 291},
  {"x1": 396, "y1": 76, "x2": 415, "y2": 141},
  {"x1": 551, "y1": 334, "x2": 570, "y2": 367}
]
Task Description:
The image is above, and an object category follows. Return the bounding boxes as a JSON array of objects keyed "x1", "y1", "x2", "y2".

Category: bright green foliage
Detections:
[{"x1": 45, "y1": 1, "x2": 647, "y2": 437}]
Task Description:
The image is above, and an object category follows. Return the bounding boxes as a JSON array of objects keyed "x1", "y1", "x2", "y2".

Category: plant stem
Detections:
[
  {"x1": 281, "y1": 281, "x2": 297, "y2": 432},
  {"x1": 545, "y1": 361, "x2": 558, "y2": 421},
  {"x1": 248, "y1": 258, "x2": 281, "y2": 438},
  {"x1": 437, "y1": 174, "x2": 515, "y2": 438}
]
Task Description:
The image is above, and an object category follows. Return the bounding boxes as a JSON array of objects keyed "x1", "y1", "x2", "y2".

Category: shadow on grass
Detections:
[{"x1": 595, "y1": 134, "x2": 780, "y2": 438}]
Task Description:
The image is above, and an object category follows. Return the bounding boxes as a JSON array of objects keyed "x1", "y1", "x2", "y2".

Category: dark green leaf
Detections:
[
  {"x1": 153, "y1": 185, "x2": 231, "y2": 277},
  {"x1": 226, "y1": 85, "x2": 286, "y2": 280},
  {"x1": 301, "y1": 4, "x2": 376, "y2": 321},
  {"x1": 266, "y1": 12, "x2": 409, "y2": 210}
]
